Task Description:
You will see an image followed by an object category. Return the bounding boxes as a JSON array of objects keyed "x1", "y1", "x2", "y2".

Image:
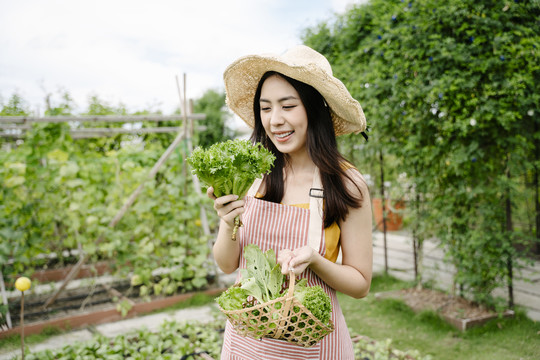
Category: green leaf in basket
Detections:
[
  {"x1": 241, "y1": 244, "x2": 284, "y2": 304},
  {"x1": 241, "y1": 277, "x2": 265, "y2": 305},
  {"x1": 267, "y1": 264, "x2": 283, "y2": 299}
]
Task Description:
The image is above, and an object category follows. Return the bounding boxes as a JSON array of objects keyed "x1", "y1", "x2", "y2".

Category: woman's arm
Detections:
[
  {"x1": 278, "y1": 170, "x2": 373, "y2": 298},
  {"x1": 207, "y1": 186, "x2": 245, "y2": 274}
]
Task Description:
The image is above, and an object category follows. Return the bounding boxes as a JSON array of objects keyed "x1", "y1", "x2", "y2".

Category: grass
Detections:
[
  {"x1": 0, "y1": 325, "x2": 63, "y2": 353},
  {"x1": 2, "y1": 275, "x2": 539, "y2": 359},
  {"x1": 340, "y1": 273, "x2": 540, "y2": 360}
]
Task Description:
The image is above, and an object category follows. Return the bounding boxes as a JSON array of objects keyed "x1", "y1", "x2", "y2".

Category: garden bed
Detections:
[
  {"x1": 375, "y1": 288, "x2": 514, "y2": 331},
  {"x1": 1, "y1": 275, "x2": 224, "y2": 339}
]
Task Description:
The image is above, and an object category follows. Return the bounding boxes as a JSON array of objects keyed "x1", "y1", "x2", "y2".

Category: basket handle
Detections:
[
  {"x1": 286, "y1": 270, "x2": 296, "y2": 297},
  {"x1": 273, "y1": 270, "x2": 296, "y2": 340}
]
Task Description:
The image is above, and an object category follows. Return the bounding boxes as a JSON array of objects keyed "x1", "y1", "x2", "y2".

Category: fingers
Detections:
[
  {"x1": 278, "y1": 247, "x2": 313, "y2": 275},
  {"x1": 206, "y1": 186, "x2": 216, "y2": 200},
  {"x1": 213, "y1": 194, "x2": 245, "y2": 225},
  {"x1": 278, "y1": 250, "x2": 294, "y2": 274}
]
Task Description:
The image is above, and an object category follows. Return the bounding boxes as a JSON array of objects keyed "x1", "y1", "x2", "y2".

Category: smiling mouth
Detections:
[{"x1": 274, "y1": 131, "x2": 294, "y2": 139}]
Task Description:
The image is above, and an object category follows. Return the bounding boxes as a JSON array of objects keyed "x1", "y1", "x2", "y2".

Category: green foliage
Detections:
[
  {"x1": 215, "y1": 286, "x2": 249, "y2": 311},
  {"x1": 239, "y1": 244, "x2": 283, "y2": 304},
  {"x1": 340, "y1": 274, "x2": 540, "y2": 360},
  {"x1": 192, "y1": 88, "x2": 233, "y2": 147},
  {"x1": 43, "y1": 88, "x2": 76, "y2": 116},
  {"x1": 352, "y1": 334, "x2": 433, "y2": 360},
  {"x1": 0, "y1": 93, "x2": 30, "y2": 116},
  {"x1": 187, "y1": 139, "x2": 276, "y2": 198},
  {"x1": 0, "y1": 118, "x2": 215, "y2": 295},
  {"x1": 21, "y1": 319, "x2": 224, "y2": 360},
  {"x1": 218, "y1": 244, "x2": 332, "y2": 326},
  {"x1": 303, "y1": 0, "x2": 540, "y2": 306}
]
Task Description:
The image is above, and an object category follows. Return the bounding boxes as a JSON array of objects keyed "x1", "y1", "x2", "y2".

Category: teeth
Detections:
[{"x1": 275, "y1": 131, "x2": 293, "y2": 138}]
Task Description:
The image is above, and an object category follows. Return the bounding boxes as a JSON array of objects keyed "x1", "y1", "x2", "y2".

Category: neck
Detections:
[{"x1": 284, "y1": 150, "x2": 316, "y2": 176}]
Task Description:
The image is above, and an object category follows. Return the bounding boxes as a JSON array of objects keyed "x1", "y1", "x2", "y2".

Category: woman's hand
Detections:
[
  {"x1": 278, "y1": 246, "x2": 316, "y2": 276},
  {"x1": 206, "y1": 186, "x2": 245, "y2": 227}
]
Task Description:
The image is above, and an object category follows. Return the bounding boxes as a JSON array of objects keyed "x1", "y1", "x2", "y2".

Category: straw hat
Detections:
[{"x1": 223, "y1": 45, "x2": 366, "y2": 136}]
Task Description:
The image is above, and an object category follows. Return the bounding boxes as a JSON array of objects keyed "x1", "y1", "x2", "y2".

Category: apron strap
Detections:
[
  {"x1": 247, "y1": 178, "x2": 263, "y2": 198},
  {"x1": 246, "y1": 170, "x2": 323, "y2": 253},
  {"x1": 308, "y1": 167, "x2": 324, "y2": 253}
]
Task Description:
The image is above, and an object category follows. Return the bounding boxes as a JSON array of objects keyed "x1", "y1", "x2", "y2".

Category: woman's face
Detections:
[{"x1": 259, "y1": 74, "x2": 308, "y2": 156}]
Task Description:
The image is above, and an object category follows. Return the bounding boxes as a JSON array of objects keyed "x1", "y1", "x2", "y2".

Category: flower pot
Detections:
[{"x1": 372, "y1": 198, "x2": 404, "y2": 231}]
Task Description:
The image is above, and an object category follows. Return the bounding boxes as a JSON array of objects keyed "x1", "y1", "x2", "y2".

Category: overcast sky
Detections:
[{"x1": 0, "y1": 0, "x2": 366, "y2": 116}]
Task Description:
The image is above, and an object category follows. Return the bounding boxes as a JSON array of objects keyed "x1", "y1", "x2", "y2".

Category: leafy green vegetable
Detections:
[
  {"x1": 240, "y1": 244, "x2": 284, "y2": 304},
  {"x1": 217, "y1": 244, "x2": 333, "y2": 328},
  {"x1": 215, "y1": 287, "x2": 249, "y2": 311},
  {"x1": 186, "y1": 139, "x2": 276, "y2": 198},
  {"x1": 293, "y1": 278, "x2": 332, "y2": 325}
]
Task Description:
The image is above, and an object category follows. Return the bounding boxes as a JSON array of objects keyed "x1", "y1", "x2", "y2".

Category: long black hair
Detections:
[{"x1": 250, "y1": 71, "x2": 364, "y2": 228}]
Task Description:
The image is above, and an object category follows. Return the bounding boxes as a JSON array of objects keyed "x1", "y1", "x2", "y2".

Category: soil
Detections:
[
  {"x1": 381, "y1": 287, "x2": 496, "y2": 320},
  {"x1": 5, "y1": 275, "x2": 219, "y2": 329}
]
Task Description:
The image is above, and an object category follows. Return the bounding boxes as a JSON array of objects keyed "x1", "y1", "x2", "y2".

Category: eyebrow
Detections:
[{"x1": 259, "y1": 96, "x2": 299, "y2": 103}]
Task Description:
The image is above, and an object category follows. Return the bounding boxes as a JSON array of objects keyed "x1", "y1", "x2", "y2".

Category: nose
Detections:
[{"x1": 269, "y1": 108, "x2": 284, "y2": 126}]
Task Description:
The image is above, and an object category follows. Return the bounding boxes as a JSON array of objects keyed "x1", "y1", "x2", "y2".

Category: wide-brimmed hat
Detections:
[{"x1": 223, "y1": 45, "x2": 366, "y2": 136}]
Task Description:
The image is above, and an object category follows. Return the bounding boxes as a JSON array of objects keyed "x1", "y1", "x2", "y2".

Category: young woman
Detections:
[{"x1": 208, "y1": 45, "x2": 373, "y2": 359}]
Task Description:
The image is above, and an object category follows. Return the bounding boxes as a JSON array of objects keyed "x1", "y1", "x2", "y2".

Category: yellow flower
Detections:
[{"x1": 15, "y1": 277, "x2": 31, "y2": 292}]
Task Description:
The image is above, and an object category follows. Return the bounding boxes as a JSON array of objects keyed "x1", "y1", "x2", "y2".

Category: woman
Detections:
[{"x1": 208, "y1": 45, "x2": 372, "y2": 359}]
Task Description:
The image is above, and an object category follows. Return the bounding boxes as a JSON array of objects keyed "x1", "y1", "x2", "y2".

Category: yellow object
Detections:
[{"x1": 15, "y1": 277, "x2": 31, "y2": 292}]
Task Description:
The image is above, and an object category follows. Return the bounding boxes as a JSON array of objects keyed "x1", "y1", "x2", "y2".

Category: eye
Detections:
[
  {"x1": 261, "y1": 106, "x2": 271, "y2": 111},
  {"x1": 283, "y1": 105, "x2": 296, "y2": 110}
]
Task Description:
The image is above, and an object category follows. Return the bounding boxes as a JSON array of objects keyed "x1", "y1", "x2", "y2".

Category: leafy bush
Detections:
[{"x1": 0, "y1": 121, "x2": 216, "y2": 295}]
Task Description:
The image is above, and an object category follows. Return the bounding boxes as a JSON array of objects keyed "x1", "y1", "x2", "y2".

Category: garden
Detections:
[{"x1": 1, "y1": 0, "x2": 540, "y2": 359}]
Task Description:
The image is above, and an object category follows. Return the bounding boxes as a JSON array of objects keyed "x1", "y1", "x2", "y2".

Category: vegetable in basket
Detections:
[
  {"x1": 292, "y1": 278, "x2": 332, "y2": 325},
  {"x1": 216, "y1": 244, "x2": 332, "y2": 326}
]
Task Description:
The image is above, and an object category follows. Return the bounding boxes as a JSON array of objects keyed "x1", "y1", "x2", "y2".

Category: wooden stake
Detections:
[
  {"x1": 0, "y1": 270, "x2": 12, "y2": 329},
  {"x1": 43, "y1": 127, "x2": 190, "y2": 309},
  {"x1": 20, "y1": 292, "x2": 25, "y2": 360},
  {"x1": 176, "y1": 74, "x2": 211, "y2": 236}
]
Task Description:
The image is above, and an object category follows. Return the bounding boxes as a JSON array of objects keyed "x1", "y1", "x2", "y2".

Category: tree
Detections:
[
  {"x1": 303, "y1": 0, "x2": 540, "y2": 307},
  {"x1": 192, "y1": 89, "x2": 232, "y2": 148},
  {"x1": 0, "y1": 93, "x2": 30, "y2": 116}
]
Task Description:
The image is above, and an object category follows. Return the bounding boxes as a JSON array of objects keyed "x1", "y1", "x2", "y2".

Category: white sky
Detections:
[{"x1": 0, "y1": 0, "x2": 365, "y2": 116}]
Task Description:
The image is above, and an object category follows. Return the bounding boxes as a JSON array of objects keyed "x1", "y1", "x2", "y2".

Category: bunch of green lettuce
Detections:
[
  {"x1": 186, "y1": 139, "x2": 275, "y2": 198},
  {"x1": 292, "y1": 278, "x2": 332, "y2": 325}
]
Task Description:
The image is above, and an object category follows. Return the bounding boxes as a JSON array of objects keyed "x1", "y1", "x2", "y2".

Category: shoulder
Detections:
[
  {"x1": 340, "y1": 163, "x2": 369, "y2": 200},
  {"x1": 341, "y1": 162, "x2": 368, "y2": 187}
]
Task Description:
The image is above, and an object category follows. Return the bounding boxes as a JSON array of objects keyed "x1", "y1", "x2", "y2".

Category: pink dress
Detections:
[{"x1": 220, "y1": 173, "x2": 355, "y2": 359}]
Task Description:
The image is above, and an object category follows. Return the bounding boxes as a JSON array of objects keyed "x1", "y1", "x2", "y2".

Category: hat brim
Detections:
[{"x1": 223, "y1": 53, "x2": 366, "y2": 136}]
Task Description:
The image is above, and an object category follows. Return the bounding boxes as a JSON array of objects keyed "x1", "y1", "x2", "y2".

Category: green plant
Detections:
[
  {"x1": 20, "y1": 319, "x2": 224, "y2": 360},
  {"x1": 187, "y1": 139, "x2": 276, "y2": 198},
  {"x1": 340, "y1": 274, "x2": 540, "y2": 360},
  {"x1": 293, "y1": 278, "x2": 332, "y2": 325},
  {"x1": 303, "y1": 0, "x2": 540, "y2": 307},
  {"x1": 0, "y1": 114, "x2": 215, "y2": 296}
]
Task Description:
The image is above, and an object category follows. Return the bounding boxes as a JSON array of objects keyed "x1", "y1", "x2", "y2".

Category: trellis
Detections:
[
  {"x1": 0, "y1": 114, "x2": 206, "y2": 139},
  {"x1": 0, "y1": 74, "x2": 214, "y2": 317}
]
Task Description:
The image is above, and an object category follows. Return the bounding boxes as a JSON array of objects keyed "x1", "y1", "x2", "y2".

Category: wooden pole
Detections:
[
  {"x1": 379, "y1": 149, "x2": 388, "y2": 274},
  {"x1": 20, "y1": 292, "x2": 25, "y2": 360},
  {"x1": 0, "y1": 115, "x2": 205, "y2": 124},
  {"x1": 176, "y1": 74, "x2": 211, "y2": 236},
  {"x1": 0, "y1": 270, "x2": 12, "y2": 329},
  {"x1": 43, "y1": 127, "x2": 189, "y2": 309}
]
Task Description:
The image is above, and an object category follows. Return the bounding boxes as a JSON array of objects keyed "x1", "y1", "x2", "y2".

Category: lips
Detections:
[{"x1": 273, "y1": 130, "x2": 294, "y2": 142}]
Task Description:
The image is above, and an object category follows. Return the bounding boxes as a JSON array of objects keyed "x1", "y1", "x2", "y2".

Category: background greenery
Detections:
[
  {"x1": 0, "y1": 89, "x2": 234, "y2": 298},
  {"x1": 303, "y1": 0, "x2": 540, "y2": 308},
  {"x1": 1, "y1": 1, "x2": 540, "y2": 356}
]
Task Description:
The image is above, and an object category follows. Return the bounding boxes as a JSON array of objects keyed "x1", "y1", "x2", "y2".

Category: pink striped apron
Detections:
[{"x1": 220, "y1": 172, "x2": 355, "y2": 359}]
